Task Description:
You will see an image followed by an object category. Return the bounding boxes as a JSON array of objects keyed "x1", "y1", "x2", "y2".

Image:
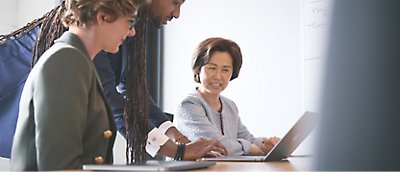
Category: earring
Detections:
[{"x1": 194, "y1": 74, "x2": 200, "y2": 83}]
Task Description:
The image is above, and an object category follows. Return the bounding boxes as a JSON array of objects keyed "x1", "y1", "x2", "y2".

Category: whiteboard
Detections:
[
  {"x1": 303, "y1": 0, "x2": 333, "y2": 112},
  {"x1": 304, "y1": 0, "x2": 333, "y2": 60}
]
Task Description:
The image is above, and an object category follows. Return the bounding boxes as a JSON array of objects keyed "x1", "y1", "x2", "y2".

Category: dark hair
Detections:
[
  {"x1": 123, "y1": 6, "x2": 149, "y2": 165},
  {"x1": 0, "y1": 13, "x2": 44, "y2": 44},
  {"x1": 192, "y1": 37, "x2": 243, "y2": 83},
  {"x1": 32, "y1": 2, "x2": 67, "y2": 66}
]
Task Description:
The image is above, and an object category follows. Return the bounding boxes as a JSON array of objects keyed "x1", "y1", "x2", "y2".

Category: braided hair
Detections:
[
  {"x1": 0, "y1": 15, "x2": 42, "y2": 44},
  {"x1": 0, "y1": 2, "x2": 66, "y2": 58},
  {"x1": 32, "y1": 1, "x2": 67, "y2": 66},
  {"x1": 124, "y1": 6, "x2": 149, "y2": 165}
]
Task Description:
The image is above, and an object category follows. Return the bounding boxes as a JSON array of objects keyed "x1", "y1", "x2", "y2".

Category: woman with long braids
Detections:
[
  {"x1": 93, "y1": 0, "x2": 226, "y2": 163},
  {"x1": 10, "y1": 0, "x2": 146, "y2": 170}
]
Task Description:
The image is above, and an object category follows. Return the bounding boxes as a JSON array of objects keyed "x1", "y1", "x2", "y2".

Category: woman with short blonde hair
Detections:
[{"x1": 11, "y1": 0, "x2": 146, "y2": 170}]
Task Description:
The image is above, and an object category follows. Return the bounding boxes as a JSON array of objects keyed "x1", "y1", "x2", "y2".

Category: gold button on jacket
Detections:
[
  {"x1": 94, "y1": 156, "x2": 104, "y2": 164},
  {"x1": 103, "y1": 130, "x2": 113, "y2": 139}
]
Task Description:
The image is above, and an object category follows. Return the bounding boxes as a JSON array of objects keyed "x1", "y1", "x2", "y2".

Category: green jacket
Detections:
[{"x1": 11, "y1": 32, "x2": 116, "y2": 170}]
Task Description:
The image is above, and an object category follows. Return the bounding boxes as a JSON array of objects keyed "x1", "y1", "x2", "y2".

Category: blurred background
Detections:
[{"x1": 0, "y1": 0, "x2": 332, "y2": 168}]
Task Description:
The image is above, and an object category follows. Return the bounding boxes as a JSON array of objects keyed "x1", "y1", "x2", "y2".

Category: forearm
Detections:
[
  {"x1": 165, "y1": 127, "x2": 190, "y2": 144},
  {"x1": 157, "y1": 139, "x2": 178, "y2": 158}
]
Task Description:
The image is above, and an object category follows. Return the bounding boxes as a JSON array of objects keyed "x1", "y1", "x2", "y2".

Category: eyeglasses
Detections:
[{"x1": 128, "y1": 15, "x2": 140, "y2": 30}]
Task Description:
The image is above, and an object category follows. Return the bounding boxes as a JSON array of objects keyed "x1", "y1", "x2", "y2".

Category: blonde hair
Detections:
[{"x1": 63, "y1": 0, "x2": 147, "y2": 27}]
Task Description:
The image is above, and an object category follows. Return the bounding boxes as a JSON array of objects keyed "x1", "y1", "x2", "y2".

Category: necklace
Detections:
[{"x1": 218, "y1": 102, "x2": 224, "y2": 135}]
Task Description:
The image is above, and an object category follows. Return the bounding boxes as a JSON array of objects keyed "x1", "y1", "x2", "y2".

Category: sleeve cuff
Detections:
[
  {"x1": 145, "y1": 128, "x2": 170, "y2": 157},
  {"x1": 253, "y1": 137, "x2": 264, "y2": 148},
  {"x1": 158, "y1": 121, "x2": 174, "y2": 134},
  {"x1": 238, "y1": 139, "x2": 252, "y2": 155}
]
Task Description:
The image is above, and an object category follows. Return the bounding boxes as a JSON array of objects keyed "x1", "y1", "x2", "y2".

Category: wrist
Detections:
[
  {"x1": 174, "y1": 135, "x2": 189, "y2": 143},
  {"x1": 174, "y1": 142, "x2": 186, "y2": 161}
]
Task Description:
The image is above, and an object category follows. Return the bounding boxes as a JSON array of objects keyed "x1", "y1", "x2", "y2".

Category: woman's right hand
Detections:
[
  {"x1": 248, "y1": 144, "x2": 265, "y2": 155},
  {"x1": 260, "y1": 136, "x2": 280, "y2": 153}
]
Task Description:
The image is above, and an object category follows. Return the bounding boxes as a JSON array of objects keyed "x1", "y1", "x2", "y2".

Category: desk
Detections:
[{"x1": 193, "y1": 157, "x2": 312, "y2": 171}]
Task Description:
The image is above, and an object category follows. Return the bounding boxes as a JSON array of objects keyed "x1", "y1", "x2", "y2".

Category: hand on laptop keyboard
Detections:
[
  {"x1": 207, "y1": 151, "x2": 224, "y2": 158},
  {"x1": 261, "y1": 136, "x2": 281, "y2": 154}
]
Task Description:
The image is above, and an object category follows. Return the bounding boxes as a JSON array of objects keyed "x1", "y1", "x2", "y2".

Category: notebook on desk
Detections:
[
  {"x1": 202, "y1": 111, "x2": 318, "y2": 162},
  {"x1": 83, "y1": 160, "x2": 216, "y2": 171}
]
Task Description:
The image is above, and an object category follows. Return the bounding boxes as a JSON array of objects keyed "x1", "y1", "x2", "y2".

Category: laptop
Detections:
[
  {"x1": 83, "y1": 160, "x2": 216, "y2": 171},
  {"x1": 202, "y1": 111, "x2": 318, "y2": 162}
]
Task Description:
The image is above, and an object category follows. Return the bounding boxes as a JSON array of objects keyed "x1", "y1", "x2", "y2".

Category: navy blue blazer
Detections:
[
  {"x1": 93, "y1": 37, "x2": 170, "y2": 136},
  {"x1": 0, "y1": 26, "x2": 38, "y2": 158}
]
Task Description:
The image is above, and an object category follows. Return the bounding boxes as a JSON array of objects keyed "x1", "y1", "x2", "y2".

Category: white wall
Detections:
[
  {"x1": 163, "y1": 0, "x2": 305, "y2": 140},
  {"x1": 0, "y1": 0, "x2": 17, "y2": 35},
  {"x1": 162, "y1": 0, "x2": 332, "y2": 155},
  {"x1": 17, "y1": 0, "x2": 55, "y2": 27},
  {"x1": 0, "y1": 0, "x2": 55, "y2": 35}
]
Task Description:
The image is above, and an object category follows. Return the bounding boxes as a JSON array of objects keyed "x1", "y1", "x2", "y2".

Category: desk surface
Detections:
[
  {"x1": 193, "y1": 157, "x2": 312, "y2": 171},
  {"x1": 0, "y1": 157, "x2": 312, "y2": 171}
]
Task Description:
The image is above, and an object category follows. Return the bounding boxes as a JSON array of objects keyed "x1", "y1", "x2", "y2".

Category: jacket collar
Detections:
[{"x1": 55, "y1": 31, "x2": 90, "y2": 60}]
